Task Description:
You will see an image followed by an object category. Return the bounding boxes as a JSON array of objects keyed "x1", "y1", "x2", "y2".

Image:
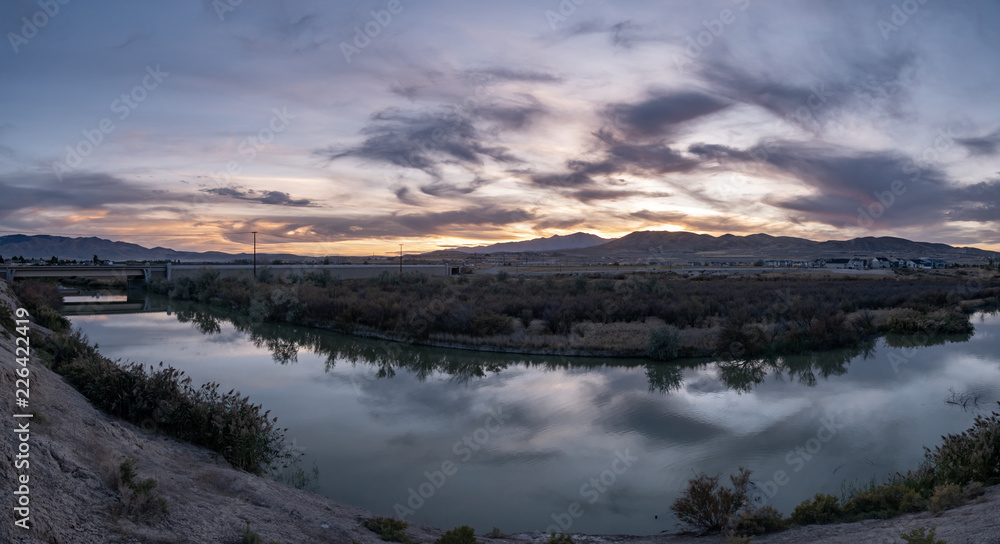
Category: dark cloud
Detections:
[
  {"x1": 321, "y1": 107, "x2": 522, "y2": 179},
  {"x1": 394, "y1": 206, "x2": 534, "y2": 234},
  {"x1": 957, "y1": 129, "x2": 1000, "y2": 157},
  {"x1": 569, "y1": 189, "x2": 671, "y2": 203},
  {"x1": 528, "y1": 171, "x2": 596, "y2": 188},
  {"x1": 222, "y1": 205, "x2": 536, "y2": 244},
  {"x1": 0, "y1": 172, "x2": 182, "y2": 215},
  {"x1": 202, "y1": 187, "x2": 314, "y2": 207},
  {"x1": 532, "y1": 217, "x2": 588, "y2": 231},
  {"x1": 475, "y1": 95, "x2": 547, "y2": 130},
  {"x1": 419, "y1": 177, "x2": 491, "y2": 198},
  {"x1": 695, "y1": 140, "x2": 997, "y2": 230},
  {"x1": 948, "y1": 178, "x2": 1000, "y2": 222},
  {"x1": 697, "y1": 52, "x2": 915, "y2": 131},
  {"x1": 468, "y1": 68, "x2": 563, "y2": 83},
  {"x1": 688, "y1": 143, "x2": 754, "y2": 162},
  {"x1": 607, "y1": 91, "x2": 730, "y2": 138}
]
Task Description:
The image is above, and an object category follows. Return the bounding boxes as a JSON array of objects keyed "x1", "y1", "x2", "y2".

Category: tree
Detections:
[
  {"x1": 0, "y1": 254, "x2": 4, "y2": 264},
  {"x1": 93, "y1": 254, "x2": 100, "y2": 264},
  {"x1": 49, "y1": 256, "x2": 59, "y2": 264}
]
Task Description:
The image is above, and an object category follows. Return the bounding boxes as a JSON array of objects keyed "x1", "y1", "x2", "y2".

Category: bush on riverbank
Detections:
[
  {"x1": 12, "y1": 280, "x2": 70, "y2": 332},
  {"x1": 148, "y1": 270, "x2": 1000, "y2": 360},
  {"x1": 9, "y1": 280, "x2": 287, "y2": 474},
  {"x1": 36, "y1": 331, "x2": 286, "y2": 474},
  {"x1": 673, "y1": 405, "x2": 1000, "y2": 533}
]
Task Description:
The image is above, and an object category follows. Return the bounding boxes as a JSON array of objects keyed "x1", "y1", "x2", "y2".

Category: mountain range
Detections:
[
  {"x1": 445, "y1": 232, "x2": 609, "y2": 253},
  {"x1": 562, "y1": 231, "x2": 997, "y2": 260},
  {"x1": 0, "y1": 232, "x2": 996, "y2": 263},
  {"x1": 0, "y1": 235, "x2": 302, "y2": 263}
]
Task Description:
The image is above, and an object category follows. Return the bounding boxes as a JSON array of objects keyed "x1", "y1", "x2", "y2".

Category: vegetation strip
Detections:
[
  {"x1": 149, "y1": 269, "x2": 1000, "y2": 360},
  {"x1": 10, "y1": 280, "x2": 287, "y2": 475}
]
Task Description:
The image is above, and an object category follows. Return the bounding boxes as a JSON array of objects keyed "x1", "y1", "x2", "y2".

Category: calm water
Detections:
[{"x1": 68, "y1": 302, "x2": 1000, "y2": 535}]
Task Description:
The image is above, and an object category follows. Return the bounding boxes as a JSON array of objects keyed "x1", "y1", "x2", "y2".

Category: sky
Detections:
[{"x1": 1, "y1": 0, "x2": 999, "y2": 256}]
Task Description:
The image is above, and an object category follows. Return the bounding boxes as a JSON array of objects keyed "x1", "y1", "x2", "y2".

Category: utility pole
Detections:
[
  {"x1": 399, "y1": 243, "x2": 403, "y2": 276},
  {"x1": 252, "y1": 231, "x2": 257, "y2": 281}
]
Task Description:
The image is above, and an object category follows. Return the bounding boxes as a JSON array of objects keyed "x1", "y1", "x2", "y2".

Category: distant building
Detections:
[{"x1": 824, "y1": 258, "x2": 850, "y2": 269}]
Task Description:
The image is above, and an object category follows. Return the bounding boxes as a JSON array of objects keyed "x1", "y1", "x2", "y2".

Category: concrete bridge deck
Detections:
[{"x1": 1, "y1": 263, "x2": 457, "y2": 282}]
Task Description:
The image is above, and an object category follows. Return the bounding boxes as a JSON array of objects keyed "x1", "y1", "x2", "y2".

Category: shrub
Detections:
[
  {"x1": 730, "y1": 505, "x2": 786, "y2": 536},
  {"x1": 38, "y1": 332, "x2": 285, "y2": 474},
  {"x1": 362, "y1": 517, "x2": 413, "y2": 543},
  {"x1": 928, "y1": 484, "x2": 964, "y2": 514},
  {"x1": 434, "y1": 525, "x2": 479, "y2": 544},
  {"x1": 543, "y1": 534, "x2": 574, "y2": 544},
  {"x1": 671, "y1": 467, "x2": 752, "y2": 533},
  {"x1": 843, "y1": 481, "x2": 923, "y2": 519},
  {"x1": 647, "y1": 325, "x2": 681, "y2": 360},
  {"x1": 895, "y1": 526, "x2": 945, "y2": 544},
  {"x1": 790, "y1": 494, "x2": 842, "y2": 525},
  {"x1": 922, "y1": 403, "x2": 1000, "y2": 486},
  {"x1": 115, "y1": 457, "x2": 168, "y2": 522}
]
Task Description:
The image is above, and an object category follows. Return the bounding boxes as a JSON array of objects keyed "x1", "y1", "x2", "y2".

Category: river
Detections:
[{"x1": 66, "y1": 296, "x2": 1000, "y2": 536}]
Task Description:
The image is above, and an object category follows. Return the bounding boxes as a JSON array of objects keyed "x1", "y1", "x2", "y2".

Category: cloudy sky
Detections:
[{"x1": 2, "y1": 0, "x2": 999, "y2": 255}]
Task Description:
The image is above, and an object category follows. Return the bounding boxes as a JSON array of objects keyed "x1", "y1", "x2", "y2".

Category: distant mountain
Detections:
[
  {"x1": 444, "y1": 232, "x2": 611, "y2": 254},
  {"x1": 566, "y1": 231, "x2": 996, "y2": 260},
  {"x1": 0, "y1": 235, "x2": 304, "y2": 263}
]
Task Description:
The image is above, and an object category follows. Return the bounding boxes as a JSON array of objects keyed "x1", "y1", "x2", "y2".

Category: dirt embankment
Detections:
[{"x1": 1, "y1": 279, "x2": 998, "y2": 543}]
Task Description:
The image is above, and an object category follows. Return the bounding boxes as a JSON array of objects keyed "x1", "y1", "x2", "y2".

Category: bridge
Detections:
[
  {"x1": 1, "y1": 263, "x2": 456, "y2": 283},
  {"x1": 1, "y1": 265, "x2": 165, "y2": 283}
]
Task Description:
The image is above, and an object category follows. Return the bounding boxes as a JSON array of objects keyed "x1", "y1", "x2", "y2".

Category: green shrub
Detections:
[
  {"x1": 843, "y1": 481, "x2": 923, "y2": 519},
  {"x1": 543, "y1": 534, "x2": 574, "y2": 544},
  {"x1": 38, "y1": 332, "x2": 285, "y2": 474},
  {"x1": 922, "y1": 403, "x2": 1000, "y2": 486},
  {"x1": 115, "y1": 457, "x2": 168, "y2": 522},
  {"x1": 730, "y1": 505, "x2": 786, "y2": 536},
  {"x1": 647, "y1": 325, "x2": 681, "y2": 360},
  {"x1": 671, "y1": 467, "x2": 751, "y2": 533},
  {"x1": 895, "y1": 526, "x2": 946, "y2": 544},
  {"x1": 790, "y1": 493, "x2": 842, "y2": 525},
  {"x1": 928, "y1": 484, "x2": 964, "y2": 514},
  {"x1": 434, "y1": 525, "x2": 479, "y2": 544},
  {"x1": 362, "y1": 517, "x2": 413, "y2": 543}
]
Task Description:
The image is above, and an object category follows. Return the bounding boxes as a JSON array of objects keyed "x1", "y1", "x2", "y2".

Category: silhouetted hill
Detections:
[
  {"x1": 436, "y1": 232, "x2": 610, "y2": 254},
  {"x1": 0, "y1": 235, "x2": 303, "y2": 262},
  {"x1": 567, "y1": 231, "x2": 995, "y2": 259}
]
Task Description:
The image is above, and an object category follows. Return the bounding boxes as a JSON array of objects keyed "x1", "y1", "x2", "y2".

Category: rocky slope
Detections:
[{"x1": 1, "y1": 279, "x2": 998, "y2": 543}]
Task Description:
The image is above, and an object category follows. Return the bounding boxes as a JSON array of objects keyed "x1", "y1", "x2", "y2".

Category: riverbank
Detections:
[
  {"x1": 3, "y1": 279, "x2": 1000, "y2": 542},
  {"x1": 148, "y1": 269, "x2": 1000, "y2": 361}
]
